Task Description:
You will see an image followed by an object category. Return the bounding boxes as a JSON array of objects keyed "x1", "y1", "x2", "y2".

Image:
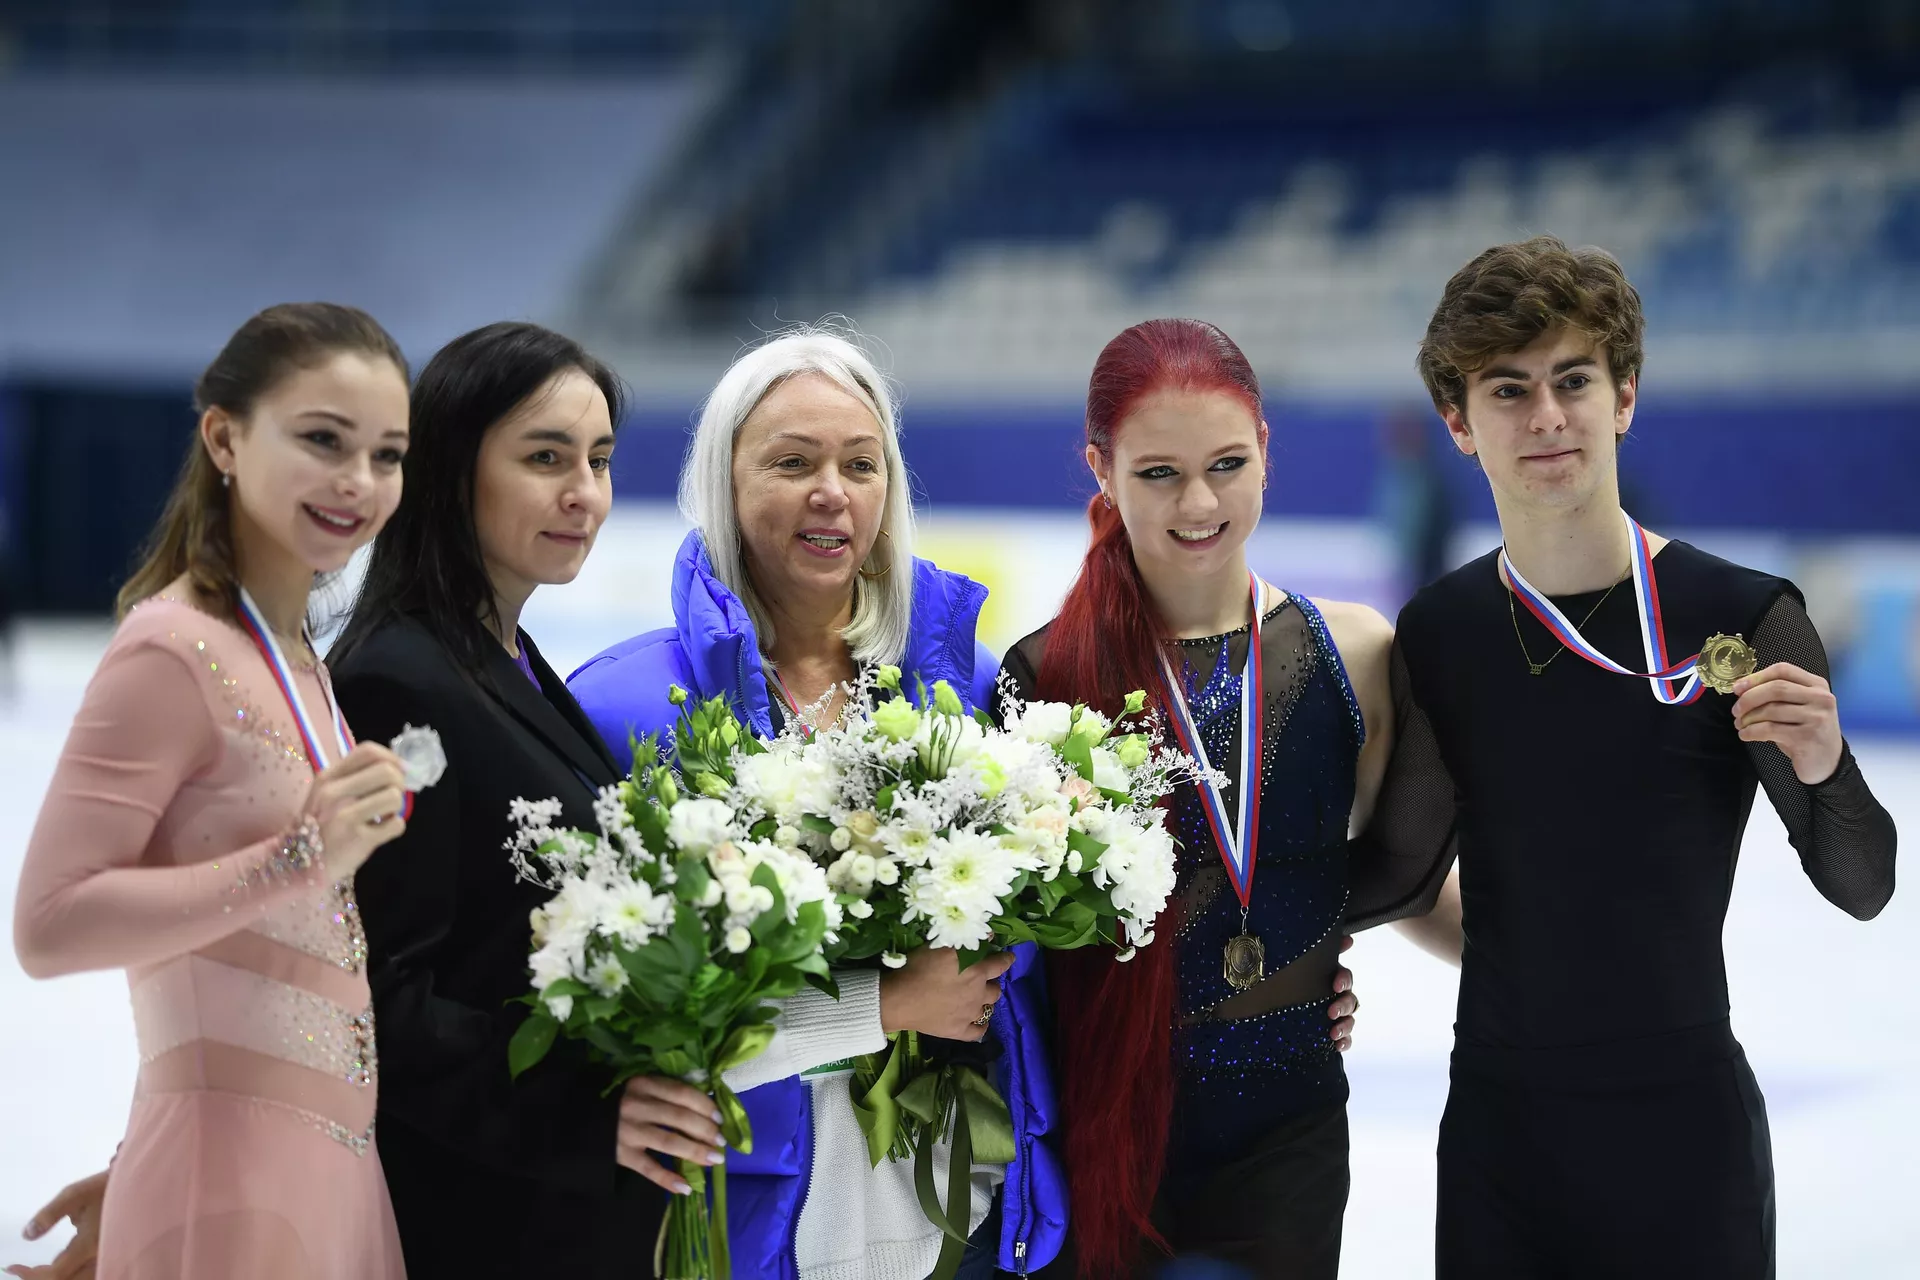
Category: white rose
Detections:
[
  {"x1": 667, "y1": 798, "x2": 736, "y2": 854},
  {"x1": 1089, "y1": 747, "x2": 1129, "y2": 794},
  {"x1": 1010, "y1": 701, "x2": 1073, "y2": 746}
]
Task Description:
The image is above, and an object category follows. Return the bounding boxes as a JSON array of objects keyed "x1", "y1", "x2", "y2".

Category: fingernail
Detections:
[
  {"x1": 710, "y1": 1109, "x2": 723, "y2": 1123},
  {"x1": 22, "y1": 1220, "x2": 43, "y2": 1239},
  {"x1": 712, "y1": 1137, "x2": 728, "y2": 1150},
  {"x1": 707, "y1": 1152, "x2": 725, "y2": 1166},
  {"x1": 674, "y1": 1181, "x2": 694, "y2": 1196}
]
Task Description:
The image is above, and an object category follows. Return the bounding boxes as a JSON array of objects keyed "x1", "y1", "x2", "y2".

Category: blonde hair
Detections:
[{"x1": 678, "y1": 324, "x2": 915, "y2": 665}]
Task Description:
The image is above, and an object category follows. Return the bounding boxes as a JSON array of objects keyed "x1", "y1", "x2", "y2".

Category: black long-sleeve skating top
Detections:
[{"x1": 1347, "y1": 540, "x2": 1896, "y2": 1056}]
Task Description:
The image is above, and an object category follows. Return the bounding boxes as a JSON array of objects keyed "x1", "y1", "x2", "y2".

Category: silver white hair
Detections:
[{"x1": 678, "y1": 324, "x2": 915, "y2": 667}]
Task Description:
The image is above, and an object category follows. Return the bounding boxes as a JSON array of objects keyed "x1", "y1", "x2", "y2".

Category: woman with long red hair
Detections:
[{"x1": 996, "y1": 318, "x2": 1427, "y2": 1277}]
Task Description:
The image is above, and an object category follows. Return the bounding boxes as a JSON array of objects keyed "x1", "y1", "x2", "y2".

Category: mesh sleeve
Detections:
[
  {"x1": 1345, "y1": 639, "x2": 1460, "y2": 930},
  {"x1": 1746, "y1": 591, "x2": 1897, "y2": 921}
]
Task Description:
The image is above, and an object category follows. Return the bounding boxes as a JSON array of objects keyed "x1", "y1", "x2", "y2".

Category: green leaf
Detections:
[
  {"x1": 714, "y1": 1023, "x2": 778, "y2": 1074},
  {"x1": 583, "y1": 1023, "x2": 629, "y2": 1061},
  {"x1": 507, "y1": 1012, "x2": 558, "y2": 1079},
  {"x1": 669, "y1": 902, "x2": 707, "y2": 968},
  {"x1": 673, "y1": 859, "x2": 712, "y2": 906},
  {"x1": 631, "y1": 1016, "x2": 701, "y2": 1051},
  {"x1": 715, "y1": 1082, "x2": 754, "y2": 1153},
  {"x1": 991, "y1": 916, "x2": 1038, "y2": 944},
  {"x1": 801, "y1": 814, "x2": 837, "y2": 836},
  {"x1": 619, "y1": 942, "x2": 690, "y2": 1004},
  {"x1": 1059, "y1": 734, "x2": 1095, "y2": 783}
]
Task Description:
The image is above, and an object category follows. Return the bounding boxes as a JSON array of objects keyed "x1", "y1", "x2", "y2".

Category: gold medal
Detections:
[
  {"x1": 1223, "y1": 932, "x2": 1266, "y2": 991},
  {"x1": 1698, "y1": 633, "x2": 1758, "y2": 695}
]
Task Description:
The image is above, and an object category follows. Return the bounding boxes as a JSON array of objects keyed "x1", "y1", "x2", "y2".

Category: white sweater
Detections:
[{"x1": 723, "y1": 972, "x2": 1003, "y2": 1280}]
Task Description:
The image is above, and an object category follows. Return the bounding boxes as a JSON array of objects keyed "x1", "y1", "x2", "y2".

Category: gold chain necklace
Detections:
[{"x1": 1508, "y1": 578, "x2": 1621, "y2": 676}]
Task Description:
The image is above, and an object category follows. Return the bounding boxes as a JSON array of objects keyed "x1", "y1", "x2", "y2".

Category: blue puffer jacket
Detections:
[{"x1": 567, "y1": 530, "x2": 1067, "y2": 1277}]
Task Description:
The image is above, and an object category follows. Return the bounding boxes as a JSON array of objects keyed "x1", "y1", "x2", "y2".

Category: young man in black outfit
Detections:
[{"x1": 1350, "y1": 236, "x2": 1897, "y2": 1279}]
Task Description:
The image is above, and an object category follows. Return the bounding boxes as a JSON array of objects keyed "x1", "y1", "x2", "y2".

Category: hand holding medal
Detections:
[{"x1": 1729, "y1": 663, "x2": 1845, "y2": 785}]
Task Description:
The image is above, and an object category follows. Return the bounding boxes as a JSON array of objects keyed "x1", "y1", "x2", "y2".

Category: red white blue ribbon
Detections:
[
  {"x1": 1156, "y1": 573, "x2": 1267, "y2": 910},
  {"x1": 235, "y1": 586, "x2": 356, "y2": 771},
  {"x1": 1499, "y1": 510, "x2": 1704, "y2": 706}
]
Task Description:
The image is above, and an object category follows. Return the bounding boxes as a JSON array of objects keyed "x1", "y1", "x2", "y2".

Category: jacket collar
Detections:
[
  {"x1": 668, "y1": 528, "x2": 991, "y2": 721},
  {"x1": 482, "y1": 630, "x2": 621, "y2": 789}
]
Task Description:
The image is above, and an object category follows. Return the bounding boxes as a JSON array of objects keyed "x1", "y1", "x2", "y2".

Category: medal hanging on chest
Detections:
[
  {"x1": 1500, "y1": 509, "x2": 1759, "y2": 705},
  {"x1": 235, "y1": 586, "x2": 355, "y2": 775},
  {"x1": 1156, "y1": 573, "x2": 1269, "y2": 992}
]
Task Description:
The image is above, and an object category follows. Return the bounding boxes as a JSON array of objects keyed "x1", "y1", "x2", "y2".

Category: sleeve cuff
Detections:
[{"x1": 722, "y1": 970, "x2": 887, "y2": 1091}]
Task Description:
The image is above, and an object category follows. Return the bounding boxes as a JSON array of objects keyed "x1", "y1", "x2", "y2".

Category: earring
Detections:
[
  {"x1": 858, "y1": 529, "x2": 893, "y2": 581},
  {"x1": 1102, "y1": 491, "x2": 1114, "y2": 509},
  {"x1": 221, "y1": 472, "x2": 231, "y2": 489}
]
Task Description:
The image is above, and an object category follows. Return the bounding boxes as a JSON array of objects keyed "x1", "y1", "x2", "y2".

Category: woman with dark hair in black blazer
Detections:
[{"x1": 329, "y1": 323, "x2": 726, "y2": 1278}]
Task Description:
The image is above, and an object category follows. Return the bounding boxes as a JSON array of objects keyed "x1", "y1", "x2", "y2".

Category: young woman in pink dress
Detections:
[{"x1": 11, "y1": 303, "x2": 416, "y2": 1280}]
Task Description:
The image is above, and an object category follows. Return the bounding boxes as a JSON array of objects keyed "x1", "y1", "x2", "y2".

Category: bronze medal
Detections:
[
  {"x1": 1698, "y1": 633, "x2": 1758, "y2": 695},
  {"x1": 1223, "y1": 932, "x2": 1266, "y2": 991}
]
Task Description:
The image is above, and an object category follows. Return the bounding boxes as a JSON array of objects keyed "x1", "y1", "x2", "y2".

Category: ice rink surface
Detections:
[{"x1": 1, "y1": 619, "x2": 1913, "y2": 1277}]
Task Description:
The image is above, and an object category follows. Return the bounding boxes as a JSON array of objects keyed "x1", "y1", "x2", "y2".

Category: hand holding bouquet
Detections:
[
  {"x1": 504, "y1": 733, "x2": 839, "y2": 1280},
  {"x1": 675, "y1": 668, "x2": 1205, "y2": 1278}
]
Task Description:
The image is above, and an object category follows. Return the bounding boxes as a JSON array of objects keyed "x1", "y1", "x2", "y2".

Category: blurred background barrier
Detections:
[{"x1": 0, "y1": 0, "x2": 1914, "y2": 710}]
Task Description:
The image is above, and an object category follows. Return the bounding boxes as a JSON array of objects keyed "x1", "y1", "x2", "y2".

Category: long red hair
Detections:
[{"x1": 1036, "y1": 319, "x2": 1264, "y2": 1276}]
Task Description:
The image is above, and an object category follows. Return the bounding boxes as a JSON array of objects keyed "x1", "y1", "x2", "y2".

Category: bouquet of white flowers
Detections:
[
  {"x1": 505, "y1": 746, "x2": 839, "y2": 1280},
  {"x1": 669, "y1": 667, "x2": 1203, "y2": 1279}
]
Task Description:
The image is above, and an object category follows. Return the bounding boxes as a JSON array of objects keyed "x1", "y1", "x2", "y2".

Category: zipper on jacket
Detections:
[
  {"x1": 1001, "y1": 961, "x2": 1034, "y2": 1276},
  {"x1": 789, "y1": 1087, "x2": 814, "y2": 1280}
]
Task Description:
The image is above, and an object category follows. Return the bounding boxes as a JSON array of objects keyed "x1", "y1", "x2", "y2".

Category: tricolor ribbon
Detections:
[
  {"x1": 1155, "y1": 572, "x2": 1268, "y2": 909},
  {"x1": 1499, "y1": 509, "x2": 1705, "y2": 706},
  {"x1": 235, "y1": 585, "x2": 363, "y2": 775}
]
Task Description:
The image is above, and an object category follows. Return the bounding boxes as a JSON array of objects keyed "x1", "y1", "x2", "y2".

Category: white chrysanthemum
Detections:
[
  {"x1": 541, "y1": 879, "x2": 605, "y2": 953},
  {"x1": 724, "y1": 927, "x2": 753, "y2": 954},
  {"x1": 922, "y1": 900, "x2": 995, "y2": 951},
  {"x1": 598, "y1": 880, "x2": 674, "y2": 949},
  {"x1": 529, "y1": 940, "x2": 578, "y2": 993},
  {"x1": 1093, "y1": 822, "x2": 1178, "y2": 926},
  {"x1": 586, "y1": 954, "x2": 630, "y2": 998}
]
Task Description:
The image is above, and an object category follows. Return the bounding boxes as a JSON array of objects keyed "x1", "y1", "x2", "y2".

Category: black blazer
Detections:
[{"x1": 334, "y1": 614, "x2": 661, "y2": 1279}]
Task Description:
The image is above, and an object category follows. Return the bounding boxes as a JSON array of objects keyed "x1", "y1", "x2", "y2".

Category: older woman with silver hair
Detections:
[{"x1": 568, "y1": 328, "x2": 1066, "y2": 1280}]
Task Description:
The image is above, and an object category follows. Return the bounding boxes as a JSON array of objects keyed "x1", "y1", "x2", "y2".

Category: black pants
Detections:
[
  {"x1": 1437, "y1": 1032, "x2": 1775, "y2": 1280},
  {"x1": 1152, "y1": 1100, "x2": 1350, "y2": 1280},
  {"x1": 377, "y1": 1116, "x2": 665, "y2": 1279}
]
